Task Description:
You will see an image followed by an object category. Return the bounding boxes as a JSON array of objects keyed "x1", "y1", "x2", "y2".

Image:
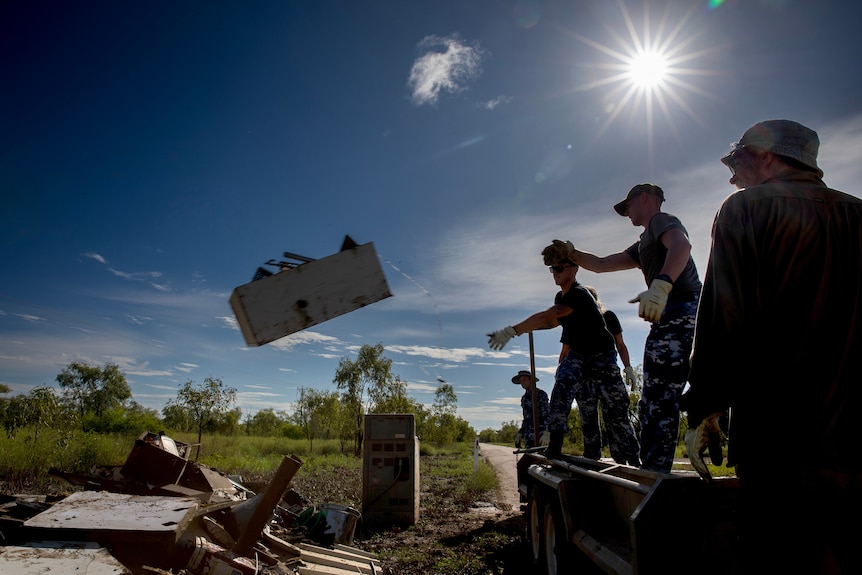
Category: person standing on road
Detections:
[
  {"x1": 569, "y1": 184, "x2": 702, "y2": 473},
  {"x1": 512, "y1": 370, "x2": 550, "y2": 449},
  {"x1": 682, "y1": 119, "x2": 862, "y2": 573},
  {"x1": 487, "y1": 240, "x2": 640, "y2": 463}
]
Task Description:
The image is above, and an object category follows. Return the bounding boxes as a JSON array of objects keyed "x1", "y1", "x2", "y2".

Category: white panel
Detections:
[{"x1": 229, "y1": 242, "x2": 392, "y2": 347}]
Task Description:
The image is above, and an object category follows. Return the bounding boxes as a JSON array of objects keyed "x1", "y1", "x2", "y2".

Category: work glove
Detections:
[
  {"x1": 514, "y1": 433, "x2": 523, "y2": 449},
  {"x1": 685, "y1": 412, "x2": 724, "y2": 481},
  {"x1": 487, "y1": 326, "x2": 517, "y2": 350},
  {"x1": 623, "y1": 366, "x2": 637, "y2": 388},
  {"x1": 629, "y1": 278, "x2": 673, "y2": 322},
  {"x1": 539, "y1": 431, "x2": 550, "y2": 446}
]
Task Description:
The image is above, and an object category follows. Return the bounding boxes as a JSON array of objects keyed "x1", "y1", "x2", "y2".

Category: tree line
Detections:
[{"x1": 0, "y1": 343, "x2": 475, "y2": 453}]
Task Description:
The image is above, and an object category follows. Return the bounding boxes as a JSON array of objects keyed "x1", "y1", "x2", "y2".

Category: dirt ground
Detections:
[
  {"x1": 1, "y1": 443, "x2": 533, "y2": 575},
  {"x1": 356, "y1": 442, "x2": 532, "y2": 575}
]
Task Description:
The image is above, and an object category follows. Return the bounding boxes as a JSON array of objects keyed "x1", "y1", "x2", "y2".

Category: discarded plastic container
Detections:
[
  {"x1": 187, "y1": 536, "x2": 256, "y2": 575},
  {"x1": 320, "y1": 503, "x2": 361, "y2": 545}
]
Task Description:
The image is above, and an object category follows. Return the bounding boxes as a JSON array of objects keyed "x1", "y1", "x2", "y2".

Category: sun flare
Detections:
[
  {"x1": 628, "y1": 50, "x2": 668, "y2": 88},
  {"x1": 567, "y1": 0, "x2": 718, "y2": 154}
]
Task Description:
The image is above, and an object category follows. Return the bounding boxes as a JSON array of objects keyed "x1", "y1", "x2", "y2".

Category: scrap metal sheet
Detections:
[
  {"x1": 0, "y1": 541, "x2": 132, "y2": 574},
  {"x1": 24, "y1": 491, "x2": 199, "y2": 543}
]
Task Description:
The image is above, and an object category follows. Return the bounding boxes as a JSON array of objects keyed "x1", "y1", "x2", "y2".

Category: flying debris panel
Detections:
[{"x1": 229, "y1": 241, "x2": 392, "y2": 346}]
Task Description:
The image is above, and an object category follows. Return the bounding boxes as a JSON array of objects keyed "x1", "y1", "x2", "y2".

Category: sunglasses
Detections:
[
  {"x1": 549, "y1": 264, "x2": 574, "y2": 273},
  {"x1": 723, "y1": 143, "x2": 759, "y2": 176}
]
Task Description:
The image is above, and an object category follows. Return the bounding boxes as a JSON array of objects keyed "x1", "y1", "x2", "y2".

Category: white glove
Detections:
[
  {"x1": 514, "y1": 432, "x2": 523, "y2": 449},
  {"x1": 685, "y1": 412, "x2": 724, "y2": 481},
  {"x1": 623, "y1": 366, "x2": 637, "y2": 388},
  {"x1": 487, "y1": 326, "x2": 517, "y2": 350},
  {"x1": 539, "y1": 431, "x2": 550, "y2": 446},
  {"x1": 629, "y1": 278, "x2": 673, "y2": 322}
]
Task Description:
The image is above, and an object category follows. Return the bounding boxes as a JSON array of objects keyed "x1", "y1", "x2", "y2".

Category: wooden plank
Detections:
[
  {"x1": 0, "y1": 541, "x2": 132, "y2": 574},
  {"x1": 23, "y1": 491, "x2": 199, "y2": 544},
  {"x1": 334, "y1": 542, "x2": 379, "y2": 559},
  {"x1": 300, "y1": 542, "x2": 381, "y2": 566},
  {"x1": 296, "y1": 562, "x2": 371, "y2": 575},
  {"x1": 296, "y1": 544, "x2": 379, "y2": 575}
]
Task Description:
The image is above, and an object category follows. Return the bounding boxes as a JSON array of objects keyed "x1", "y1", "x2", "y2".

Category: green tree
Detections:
[
  {"x1": 167, "y1": 376, "x2": 237, "y2": 459},
  {"x1": 426, "y1": 383, "x2": 460, "y2": 446},
  {"x1": 161, "y1": 402, "x2": 192, "y2": 432},
  {"x1": 333, "y1": 343, "x2": 400, "y2": 455},
  {"x1": 5, "y1": 386, "x2": 62, "y2": 443},
  {"x1": 56, "y1": 362, "x2": 131, "y2": 429},
  {"x1": 245, "y1": 408, "x2": 282, "y2": 436}
]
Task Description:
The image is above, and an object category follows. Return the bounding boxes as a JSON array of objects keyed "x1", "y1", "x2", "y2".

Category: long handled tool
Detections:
[{"x1": 529, "y1": 332, "x2": 540, "y2": 448}]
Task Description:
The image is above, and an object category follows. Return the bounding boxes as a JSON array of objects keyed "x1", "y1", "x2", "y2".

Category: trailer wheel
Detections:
[
  {"x1": 542, "y1": 501, "x2": 568, "y2": 575},
  {"x1": 526, "y1": 487, "x2": 544, "y2": 566}
]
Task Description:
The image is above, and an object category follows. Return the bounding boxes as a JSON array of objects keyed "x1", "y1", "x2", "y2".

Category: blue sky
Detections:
[{"x1": 2, "y1": 0, "x2": 861, "y2": 433}]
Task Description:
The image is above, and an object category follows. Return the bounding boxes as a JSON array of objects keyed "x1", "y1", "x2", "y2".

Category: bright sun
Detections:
[
  {"x1": 567, "y1": 1, "x2": 717, "y2": 152},
  {"x1": 628, "y1": 50, "x2": 668, "y2": 88}
]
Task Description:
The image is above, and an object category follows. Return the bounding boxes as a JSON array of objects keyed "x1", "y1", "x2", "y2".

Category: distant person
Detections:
[
  {"x1": 569, "y1": 184, "x2": 702, "y2": 473},
  {"x1": 682, "y1": 119, "x2": 862, "y2": 573},
  {"x1": 487, "y1": 240, "x2": 639, "y2": 464},
  {"x1": 512, "y1": 370, "x2": 549, "y2": 449}
]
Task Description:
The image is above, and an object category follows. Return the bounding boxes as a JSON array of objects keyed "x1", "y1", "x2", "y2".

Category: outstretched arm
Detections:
[
  {"x1": 571, "y1": 248, "x2": 638, "y2": 273},
  {"x1": 487, "y1": 304, "x2": 572, "y2": 351}
]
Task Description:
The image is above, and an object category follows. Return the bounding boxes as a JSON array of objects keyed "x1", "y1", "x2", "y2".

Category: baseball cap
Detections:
[
  {"x1": 511, "y1": 370, "x2": 538, "y2": 384},
  {"x1": 721, "y1": 119, "x2": 822, "y2": 176},
  {"x1": 613, "y1": 183, "x2": 665, "y2": 216}
]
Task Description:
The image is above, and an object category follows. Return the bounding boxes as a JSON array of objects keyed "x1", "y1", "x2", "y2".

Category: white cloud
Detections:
[{"x1": 408, "y1": 35, "x2": 485, "y2": 106}]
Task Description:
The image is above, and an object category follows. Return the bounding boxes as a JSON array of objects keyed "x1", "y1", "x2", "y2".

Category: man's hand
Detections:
[
  {"x1": 685, "y1": 412, "x2": 724, "y2": 481},
  {"x1": 623, "y1": 365, "x2": 637, "y2": 388},
  {"x1": 514, "y1": 433, "x2": 523, "y2": 449},
  {"x1": 487, "y1": 326, "x2": 517, "y2": 350},
  {"x1": 539, "y1": 431, "x2": 550, "y2": 446},
  {"x1": 629, "y1": 278, "x2": 673, "y2": 322}
]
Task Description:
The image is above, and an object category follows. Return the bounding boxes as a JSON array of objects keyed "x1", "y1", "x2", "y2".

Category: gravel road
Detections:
[{"x1": 478, "y1": 442, "x2": 523, "y2": 512}]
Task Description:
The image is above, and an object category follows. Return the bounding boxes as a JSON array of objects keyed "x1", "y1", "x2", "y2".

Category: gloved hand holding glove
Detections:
[
  {"x1": 623, "y1": 365, "x2": 637, "y2": 388},
  {"x1": 684, "y1": 412, "x2": 725, "y2": 481},
  {"x1": 539, "y1": 430, "x2": 550, "y2": 446},
  {"x1": 487, "y1": 326, "x2": 517, "y2": 350},
  {"x1": 514, "y1": 432, "x2": 523, "y2": 449},
  {"x1": 629, "y1": 277, "x2": 673, "y2": 322}
]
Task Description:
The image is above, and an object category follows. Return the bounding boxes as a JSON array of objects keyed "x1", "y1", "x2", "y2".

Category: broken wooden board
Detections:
[
  {"x1": 0, "y1": 540, "x2": 132, "y2": 574},
  {"x1": 296, "y1": 542, "x2": 381, "y2": 575},
  {"x1": 23, "y1": 491, "x2": 199, "y2": 544}
]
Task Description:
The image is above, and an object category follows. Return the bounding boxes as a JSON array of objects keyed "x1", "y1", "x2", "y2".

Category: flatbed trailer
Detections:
[{"x1": 517, "y1": 451, "x2": 740, "y2": 574}]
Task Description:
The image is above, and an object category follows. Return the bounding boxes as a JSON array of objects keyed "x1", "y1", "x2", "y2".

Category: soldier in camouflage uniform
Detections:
[
  {"x1": 488, "y1": 240, "x2": 639, "y2": 464},
  {"x1": 512, "y1": 370, "x2": 550, "y2": 449},
  {"x1": 570, "y1": 184, "x2": 702, "y2": 473}
]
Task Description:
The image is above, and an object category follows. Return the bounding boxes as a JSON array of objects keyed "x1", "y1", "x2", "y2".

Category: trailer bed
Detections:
[{"x1": 517, "y1": 451, "x2": 740, "y2": 574}]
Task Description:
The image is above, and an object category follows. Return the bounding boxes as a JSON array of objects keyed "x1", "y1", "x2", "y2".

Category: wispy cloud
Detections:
[
  {"x1": 408, "y1": 34, "x2": 485, "y2": 106},
  {"x1": 481, "y1": 96, "x2": 512, "y2": 110},
  {"x1": 82, "y1": 252, "x2": 106, "y2": 265}
]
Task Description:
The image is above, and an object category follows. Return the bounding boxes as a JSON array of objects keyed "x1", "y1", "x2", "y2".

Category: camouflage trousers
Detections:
[
  {"x1": 549, "y1": 349, "x2": 640, "y2": 463},
  {"x1": 638, "y1": 298, "x2": 697, "y2": 473}
]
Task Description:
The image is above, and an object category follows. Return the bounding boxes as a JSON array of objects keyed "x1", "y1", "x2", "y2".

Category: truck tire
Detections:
[
  {"x1": 526, "y1": 487, "x2": 544, "y2": 566},
  {"x1": 542, "y1": 501, "x2": 568, "y2": 575}
]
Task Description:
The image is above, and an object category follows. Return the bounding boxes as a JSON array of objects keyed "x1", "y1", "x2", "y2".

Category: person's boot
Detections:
[{"x1": 544, "y1": 430, "x2": 564, "y2": 459}]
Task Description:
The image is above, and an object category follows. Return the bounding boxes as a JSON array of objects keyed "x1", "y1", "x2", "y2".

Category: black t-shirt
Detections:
[
  {"x1": 603, "y1": 309, "x2": 622, "y2": 337},
  {"x1": 555, "y1": 282, "x2": 616, "y2": 355}
]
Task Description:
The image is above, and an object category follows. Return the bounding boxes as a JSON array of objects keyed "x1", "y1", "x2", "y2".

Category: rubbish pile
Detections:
[{"x1": 0, "y1": 431, "x2": 379, "y2": 575}]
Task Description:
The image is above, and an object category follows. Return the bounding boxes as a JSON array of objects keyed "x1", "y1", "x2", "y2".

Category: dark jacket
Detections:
[{"x1": 685, "y1": 171, "x2": 862, "y2": 472}]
